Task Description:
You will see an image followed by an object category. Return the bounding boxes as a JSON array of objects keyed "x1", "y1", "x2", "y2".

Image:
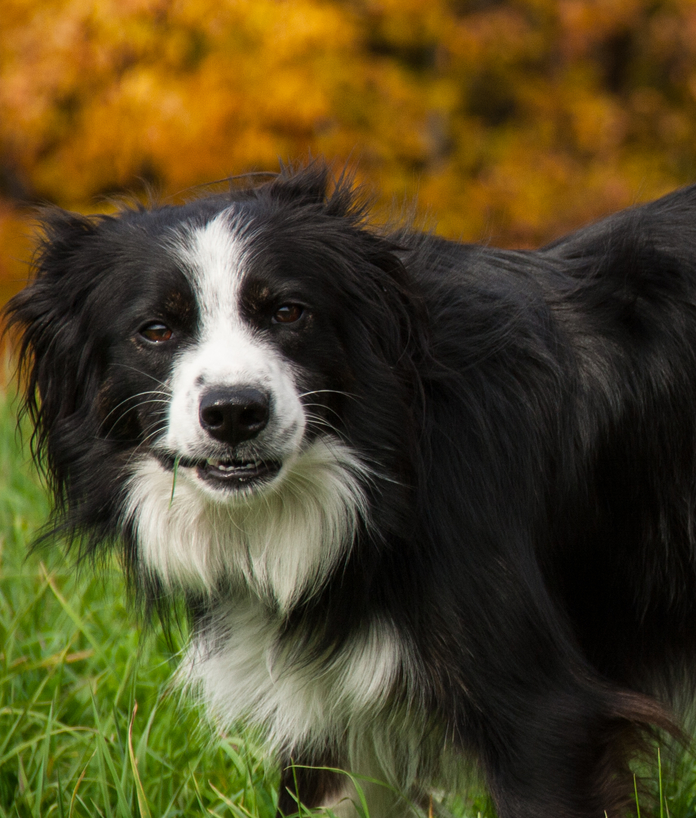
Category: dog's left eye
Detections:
[
  {"x1": 139, "y1": 322, "x2": 173, "y2": 342},
  {"x1": 273, "y1": 304, "x2": 304, "y2": 324}
]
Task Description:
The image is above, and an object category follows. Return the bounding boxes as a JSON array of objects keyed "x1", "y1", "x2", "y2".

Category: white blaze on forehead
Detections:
[
  {"x1": 164, "y1": 210, "x2": 305, "y2": 459},
  {"x1": 174, "y1": 209, "x2": 248, "y2": 326}
]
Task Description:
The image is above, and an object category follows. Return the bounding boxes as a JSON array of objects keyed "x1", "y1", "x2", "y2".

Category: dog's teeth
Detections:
[{"x1": 205, "y1": 459, "x2": 257, "y2": 472}]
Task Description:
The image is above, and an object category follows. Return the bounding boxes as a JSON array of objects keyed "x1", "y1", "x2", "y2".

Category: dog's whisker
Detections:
[
  {"x1": 302, "y1": 403, "x2": 344, "y2": 425},
  {"x1": 110, "y1": 363, "x2": 172, "y2": 391},
  {"x1": 100, "y1": 392, "x2": 171, "y2": 429},
  {"x1": 298, "y1": 389, "x2": 358, "y2": 401}
]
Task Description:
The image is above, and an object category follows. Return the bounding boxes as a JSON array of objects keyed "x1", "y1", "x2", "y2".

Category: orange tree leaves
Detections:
[{"x1": 2, "y1": 0, "x2": 696, "y2": 296}]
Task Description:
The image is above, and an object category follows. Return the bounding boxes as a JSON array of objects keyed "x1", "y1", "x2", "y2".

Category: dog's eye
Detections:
[
  {"x1": 273, "y1": 304, "x2": 304, "y2": 324},
  {"x1": 140, "y1": 322, "x2": 173, "y2": 342}
]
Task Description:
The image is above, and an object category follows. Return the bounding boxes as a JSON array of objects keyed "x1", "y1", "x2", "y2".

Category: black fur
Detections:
[{"x1": 9, "y1": 163, "x2": 696, "y2": 817}]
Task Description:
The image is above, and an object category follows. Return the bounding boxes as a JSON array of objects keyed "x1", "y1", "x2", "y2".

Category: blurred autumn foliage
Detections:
[{"x1": 3, "y1": 0, "x2": 696, "y2": 301}]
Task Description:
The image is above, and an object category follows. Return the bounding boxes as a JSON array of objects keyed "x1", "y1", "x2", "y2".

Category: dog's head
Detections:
[{"x1": 6, "y1": 164, "x2": 423, "y2": 603}]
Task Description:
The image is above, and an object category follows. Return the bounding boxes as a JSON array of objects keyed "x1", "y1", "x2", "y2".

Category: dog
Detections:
[{"x1": 8, "y1": 162, "x2": 696, "y2": 818}]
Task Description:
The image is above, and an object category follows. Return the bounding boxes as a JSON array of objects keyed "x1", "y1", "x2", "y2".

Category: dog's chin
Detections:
[{"x1": 157, "y1": 452, "x2": 283, "y2": 496}]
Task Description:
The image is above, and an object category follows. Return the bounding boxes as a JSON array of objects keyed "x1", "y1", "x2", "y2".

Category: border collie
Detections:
[{"x1": 8, "y1": 162, "x2": 696, "y2": 818}]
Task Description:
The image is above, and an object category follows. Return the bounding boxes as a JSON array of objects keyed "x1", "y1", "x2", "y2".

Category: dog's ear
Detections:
[
  {"x1": 262, "y1": 160, "x2": 365, "y2": 221},
  {"x1": 4, "y1": 209, "x2": 107, "y2": 477},
  {"x1": 264, "y1": 160, "x2": 332, "y2": 208}
]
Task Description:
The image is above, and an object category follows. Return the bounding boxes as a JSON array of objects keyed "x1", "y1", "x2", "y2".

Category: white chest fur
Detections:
[{"x1": 179, "y1": 597, "x2": 406, "y2": 756}]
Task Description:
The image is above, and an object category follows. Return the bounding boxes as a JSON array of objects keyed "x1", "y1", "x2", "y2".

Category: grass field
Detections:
[
  {"x1": 1, "y1": 384, "x2": 695, "y2": 818},
  {"x1": 0, "y1": 389, "x2": 280, "y2": 818}
]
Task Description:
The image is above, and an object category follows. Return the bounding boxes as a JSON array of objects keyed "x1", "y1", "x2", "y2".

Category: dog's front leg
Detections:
[{"x1": 276, "y1": 752, "x2": 346, "y2": 817}]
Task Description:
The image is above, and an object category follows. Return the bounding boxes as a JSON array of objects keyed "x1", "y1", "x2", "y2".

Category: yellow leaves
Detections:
[
  {"x1": 361, "y1": 0, "x2": 447, "y2": 51},
  {"x1": 2, "y1": 0, "x2": 696, "y2": 268},
  {"x1": 558, "y1": 0, "x2": 644, "y2": 59},
  {"x1": 0, "y1": 204, "x2": 32, "y2": 305},
  {"x1": 0, "y1": 0, "x2": 361, "y2": 202},
  {"x1": 447, "y1": 7, "x2": 540, "y2": 69}
]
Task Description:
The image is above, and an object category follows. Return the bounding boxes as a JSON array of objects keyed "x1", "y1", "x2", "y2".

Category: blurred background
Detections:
[{"x1": 3, "y1": 0, "x2": 696, "y2": 306}]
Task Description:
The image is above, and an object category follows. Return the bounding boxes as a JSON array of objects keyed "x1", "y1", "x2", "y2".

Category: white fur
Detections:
[
  {"x1": 166, "y1": 211, "x2": 305, "y2": 481},
  {"x1": 181, "y1": 599, "x2": 405, "y2": 754},
  {"x1": 126, "y1": 436, "x2": 370, "y2": 609},
  {"x1": 181, "y1": 601, "x2": 459, "y2": 818}
]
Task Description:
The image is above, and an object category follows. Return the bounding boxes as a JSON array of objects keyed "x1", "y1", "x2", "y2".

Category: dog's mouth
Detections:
[
  {"x1": 157, "y1": 453, "x2": 282, "y2": 490},
  {"x1": 197, "y1": 457, "x2": 281, "y2": 487}
]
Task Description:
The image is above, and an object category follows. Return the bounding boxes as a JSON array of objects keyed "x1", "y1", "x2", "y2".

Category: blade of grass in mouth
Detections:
[{"x1": 169, "y1": 455, "x2": 181, "y2": 508}]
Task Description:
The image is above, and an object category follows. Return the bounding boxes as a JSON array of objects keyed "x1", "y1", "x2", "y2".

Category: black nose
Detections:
[{"x1": 199, "y1": 387, "x2": 270, "y2": 447}]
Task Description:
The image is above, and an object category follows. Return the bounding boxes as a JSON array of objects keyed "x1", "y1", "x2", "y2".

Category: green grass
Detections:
[
  {"x1": 1, "y1": 384, "x2": 695, "y2": 817},
  {"x1": 0, "y1": 389, "x2": 279, "y2": 818}
]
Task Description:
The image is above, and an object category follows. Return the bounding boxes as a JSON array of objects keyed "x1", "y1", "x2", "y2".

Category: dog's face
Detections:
[
  {"x1": 119, "y1": 208, "x2": 342, "y2": 502},
  {"x1": 53, "y1": 196, "x2": 371, "y2": 510},
  {"x1": 8, "y1": 173, "x2": 417, "y2": 603},
  {"x1": 163, "y1": 212, "x2": 304, "y2": 498}
]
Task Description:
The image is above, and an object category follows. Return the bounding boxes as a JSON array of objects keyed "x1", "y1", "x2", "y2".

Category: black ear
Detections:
[
  {"x1": 260, "y1": 159, "x2": 365, "y2": 223},
  {"x1": 264, "y1": 160, "x2": 333, "y2": 207},
  {"x1": 4, "y1": 209, "x2": 106, "y2": 480}
]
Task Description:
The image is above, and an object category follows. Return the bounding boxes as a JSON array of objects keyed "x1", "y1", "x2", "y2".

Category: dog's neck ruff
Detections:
[{"x1": 125, "y1": 436, "x2": 370, "y2": 611}]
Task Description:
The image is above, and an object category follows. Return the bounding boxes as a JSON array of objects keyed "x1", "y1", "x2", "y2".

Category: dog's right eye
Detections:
[{"x1": 139, "y1": 322, "x2": 173, "y2": 343}]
